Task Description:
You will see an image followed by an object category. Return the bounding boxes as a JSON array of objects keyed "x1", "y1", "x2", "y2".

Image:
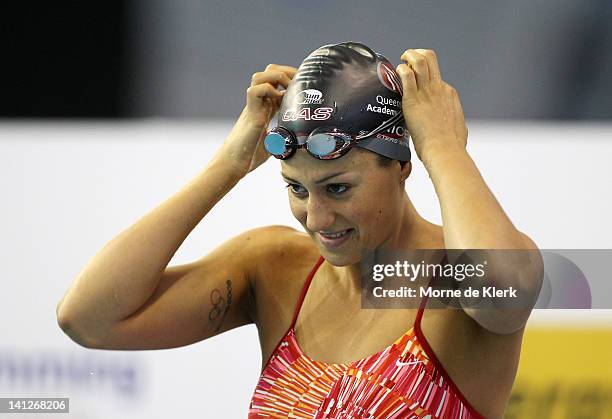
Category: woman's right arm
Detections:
[{"x1": 56, "y1": 64, "x2": 297, "y2": 350}]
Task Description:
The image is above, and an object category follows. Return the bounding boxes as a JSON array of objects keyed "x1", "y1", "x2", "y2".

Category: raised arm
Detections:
[
  {"x1": 56, "y1": 64, "x2": 297, "y2": 349},
  {"x1": 396, "y1": 49, "x2": 543, "y2": 333}
]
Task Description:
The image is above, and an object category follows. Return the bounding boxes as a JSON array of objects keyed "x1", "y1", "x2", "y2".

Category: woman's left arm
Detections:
[{"x1": 396, "y1": 49, "x2": 543, "y2": 334}]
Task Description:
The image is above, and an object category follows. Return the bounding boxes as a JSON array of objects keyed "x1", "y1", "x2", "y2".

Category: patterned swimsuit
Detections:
[{"x1": 248, "y1": 256, "x2": 485, "y2": 418}]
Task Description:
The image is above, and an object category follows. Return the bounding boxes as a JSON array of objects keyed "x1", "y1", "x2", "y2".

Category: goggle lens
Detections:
[
  {"x1": 264, "y1": 132, "x2": 292, "y2": 157},
  {"x1": 306, "y1": 133, "x2": 339, "y2": 157},
  {"x1": 264, "y1": 127, "x2": 355, "y2": 160}
]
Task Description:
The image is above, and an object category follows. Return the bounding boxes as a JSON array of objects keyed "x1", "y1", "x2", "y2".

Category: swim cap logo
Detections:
[
  {"x1": 295, "y1": 89, "x2": 324, "y2": 105},
  {"x1": 377, "y1": 62, "x2": 403, "y2": 94},
  {"x1": 282, "y1": 107, "x2": 334, "y2": 121}
]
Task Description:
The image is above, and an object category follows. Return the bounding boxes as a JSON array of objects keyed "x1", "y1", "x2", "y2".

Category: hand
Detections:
[
  {"x1": 216, "y1": 64, "x2": 297, "y2": 177},
  {"x1": 396, "y1": 49, "x2": 468, "y2": 163}
]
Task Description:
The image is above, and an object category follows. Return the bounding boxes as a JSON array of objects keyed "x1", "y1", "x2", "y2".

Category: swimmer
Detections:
[{"x1": 57, "y1": 42, "x2": 542, "y2": 418}]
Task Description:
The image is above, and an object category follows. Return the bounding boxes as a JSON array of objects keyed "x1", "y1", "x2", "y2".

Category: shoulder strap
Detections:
[
  {"x1": 415, "y1": 251, "x2": 449, "y2": 331},
  {"x1": 289, "y1": 255, "x2": 325, "y2": 330},
  {"x1": 414, "y1": 287, "x2": 429, "y2": 331}
]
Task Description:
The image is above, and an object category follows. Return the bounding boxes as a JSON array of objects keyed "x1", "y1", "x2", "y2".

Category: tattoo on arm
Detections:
[{"x1": 205, "y1": 280, "x2": 233, "y2": 334}]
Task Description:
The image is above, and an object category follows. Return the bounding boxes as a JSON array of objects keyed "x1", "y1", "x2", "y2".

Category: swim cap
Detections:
[{"x1": 278, "y1": 42, "x2": 411, "y2": 162}]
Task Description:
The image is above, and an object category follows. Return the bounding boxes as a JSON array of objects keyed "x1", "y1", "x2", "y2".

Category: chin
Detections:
[{"x1": 318, "y1": 248, "x2": 361, "y2": 267}]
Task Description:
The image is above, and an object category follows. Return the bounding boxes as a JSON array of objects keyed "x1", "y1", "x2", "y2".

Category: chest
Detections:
[
  {"x1": 292, "y1": 289, "x2": 419, "y2": 364},
  {"x1": 257, "y1": 275, "x2": 523, "y2": 419}
]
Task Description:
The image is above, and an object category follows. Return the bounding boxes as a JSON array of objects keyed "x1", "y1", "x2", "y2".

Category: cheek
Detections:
[
  {"x1": 361, "y1": 206, "x2": 389, "y2": 229},
  {"x1": 355, "y1": 188, "x2": 397, "y2": 232},
  {"x1": 346, "y1": 206, "x2": 369, "y2": 225},
  {"x1": 342, "y1": 203, "x2": 382, "y2": 236}
]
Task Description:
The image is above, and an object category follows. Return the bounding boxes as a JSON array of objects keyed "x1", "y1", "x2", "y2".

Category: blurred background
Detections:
[
  {"x1": 6, "y1": 0, "x2": 612, "y2": 119},
  {"x1": 2, "y1": 1, "x2": 611, "y2": 418}
]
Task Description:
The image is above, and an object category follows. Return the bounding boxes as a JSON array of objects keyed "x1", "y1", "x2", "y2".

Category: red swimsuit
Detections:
[{"x1": 249, "y1": 256, "x2": 485, "y2": 418}]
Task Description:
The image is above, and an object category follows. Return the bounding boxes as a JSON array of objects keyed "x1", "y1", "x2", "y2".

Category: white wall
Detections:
[{"x1": 1, "y1": 121, "x2": 611, "y2": 418}]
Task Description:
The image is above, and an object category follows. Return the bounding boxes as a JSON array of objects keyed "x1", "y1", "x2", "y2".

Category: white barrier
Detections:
[{"x1": 1, "y1": 121, "x2": 611, "y2": 418}]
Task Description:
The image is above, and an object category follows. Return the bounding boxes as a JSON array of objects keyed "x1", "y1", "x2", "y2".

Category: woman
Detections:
[{"x1": 57, "y1": 42, "x2": 541, "y2": 418}]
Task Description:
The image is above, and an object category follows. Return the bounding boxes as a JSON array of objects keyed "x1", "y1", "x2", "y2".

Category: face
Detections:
[{"x1": 281, "y1": 148, "x2": 410, "y2": 266}]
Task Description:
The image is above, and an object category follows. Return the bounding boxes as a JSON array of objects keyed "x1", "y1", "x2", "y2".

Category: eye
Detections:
[
  {"x1": 285, "y1": 183, "x2": 308, "y2": 196},
  {"x1": 327, "y1": 184, "x2": 349, "y2": 194}
]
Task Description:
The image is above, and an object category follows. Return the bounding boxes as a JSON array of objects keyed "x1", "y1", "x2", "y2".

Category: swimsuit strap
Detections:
[
  {"x1": 291, "y1": 255, "x2": 433, "y2": 332},
  {"x1": 289, "y1": 255, "x2": 325, "y2": 330},
  {"x1": 414, "y1": 277, "x2": 432, "y2": 332},
  {"x1": 415, "y1": 254, "x2": 445, "y2": 332}
]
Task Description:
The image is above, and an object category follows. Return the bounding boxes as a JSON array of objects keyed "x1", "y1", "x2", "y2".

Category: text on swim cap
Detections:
[
  {"x1": 376, "y1": 95, "x2": 402, "y2": 108},
  {"x1": 365, "y1": 95, "x2": 402, "y2": 116},
  {"x1": 282, "y1": 107, "x2": 334, "y2": 121}
]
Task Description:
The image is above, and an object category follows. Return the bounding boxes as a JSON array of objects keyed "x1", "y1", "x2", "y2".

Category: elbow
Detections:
[
  {"x1": 56, "y1": 305, "x2": 101, "y2": 349},
  {"x1": 461, "y1": 247, "x2": 544, "y2": 335},
  {"x1": 465, "y1": 306, "x2": 532, "y2": 335}
]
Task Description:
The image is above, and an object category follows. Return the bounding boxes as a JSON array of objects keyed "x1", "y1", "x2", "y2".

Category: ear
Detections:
[{"x1": 399, "y1": 161, "x2": 412, "y2": 182}]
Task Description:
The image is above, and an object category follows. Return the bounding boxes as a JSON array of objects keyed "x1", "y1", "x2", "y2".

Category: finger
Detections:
[
  {"x1": 246, "y1": 83, "x2": 284, "y2": 108},
  {"x1": 264, "y1": 64, "x2": 298, "y2": 79},
  {"x1": 415, "y1": 49, "x2": 442, "y2": 84},
  {"x1": 273, "y1": 90, "x2": 286, "y2": 109},
  {"x1": 396, "y1": 64, "x2": 418, "y2": 104},
  {"x1": 251, "y1": 70, "x2": 292, "y2": 89},
  {"x1": 400, "y1": 49, "x2": 430, "y2": 90}
]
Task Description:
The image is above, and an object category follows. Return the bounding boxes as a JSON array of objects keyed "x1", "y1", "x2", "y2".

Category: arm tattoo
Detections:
[{"x1": 206, "y1": 280, "x2": 233, "y2": 334}]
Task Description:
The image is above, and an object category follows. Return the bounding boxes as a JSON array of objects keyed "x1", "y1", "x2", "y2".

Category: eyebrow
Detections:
[{"x1": 281, "y1": 171, "x2": 348, "y2": 185}]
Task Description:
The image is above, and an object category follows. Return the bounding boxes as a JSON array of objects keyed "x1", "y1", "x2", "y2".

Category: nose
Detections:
[{"x1": 305, "y1": 196, "x2": 335, "y2": 233}]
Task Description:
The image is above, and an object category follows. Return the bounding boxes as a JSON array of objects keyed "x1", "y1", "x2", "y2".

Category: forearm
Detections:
[
  {"x1": 396, "y1": 48, "x2": 541, "y2": 332},
  {"x1": 423, "y1": 143, "x2": 526, "y2": 250},
  {"x1": 57, "y1": 157, "x2": 242, "y2": 331},
  {"x1": 424, "y1": 144, "x2": 543, "y2": 331}
]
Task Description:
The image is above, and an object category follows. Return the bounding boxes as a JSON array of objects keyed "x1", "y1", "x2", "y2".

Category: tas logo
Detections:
[
  {"x1": 377, "y1": 62, "x2": 403, "y2": 94},
  {"x1": 282, "y1": 107, "x2": 334, "y2": 121},
  {"x1": 295, "y1": 89, "x2": 324, "y2": 105}
]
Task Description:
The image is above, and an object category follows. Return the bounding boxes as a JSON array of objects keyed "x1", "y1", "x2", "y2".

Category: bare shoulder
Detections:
[
  {"x1": 244, "y1": 224, "x2": 317, "y2": 258},
  {"x1": 245, "y1": 224, "x2": 320, "y2": 292},
  {"x1": 244, "y1": 225, "x2": 321, "y2": 359}
]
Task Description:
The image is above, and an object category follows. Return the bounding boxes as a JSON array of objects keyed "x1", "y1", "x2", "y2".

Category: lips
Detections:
[
  {"x1": 320, "y1": 229, "x2": 351, "y2": 239},
  {"x1": 317, "y1": 228, "x2": 354, "y2": 248}
]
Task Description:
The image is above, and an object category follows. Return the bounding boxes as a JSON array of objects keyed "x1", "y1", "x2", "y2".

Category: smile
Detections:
[
  {"x1": 320, "y1": 229, "x2": 351, "y2": 239},
  {"x1": 317, "y1": 229, "x2": 354, "y2": 248}
]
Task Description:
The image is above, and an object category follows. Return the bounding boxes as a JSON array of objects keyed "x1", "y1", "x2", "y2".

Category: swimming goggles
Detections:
[
  {"x1": 264, "y1": 112, "x2": 405, "y2": 160},
  {"x1": 264, "y1": 126, "x2": 366, "y2": 160}
]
